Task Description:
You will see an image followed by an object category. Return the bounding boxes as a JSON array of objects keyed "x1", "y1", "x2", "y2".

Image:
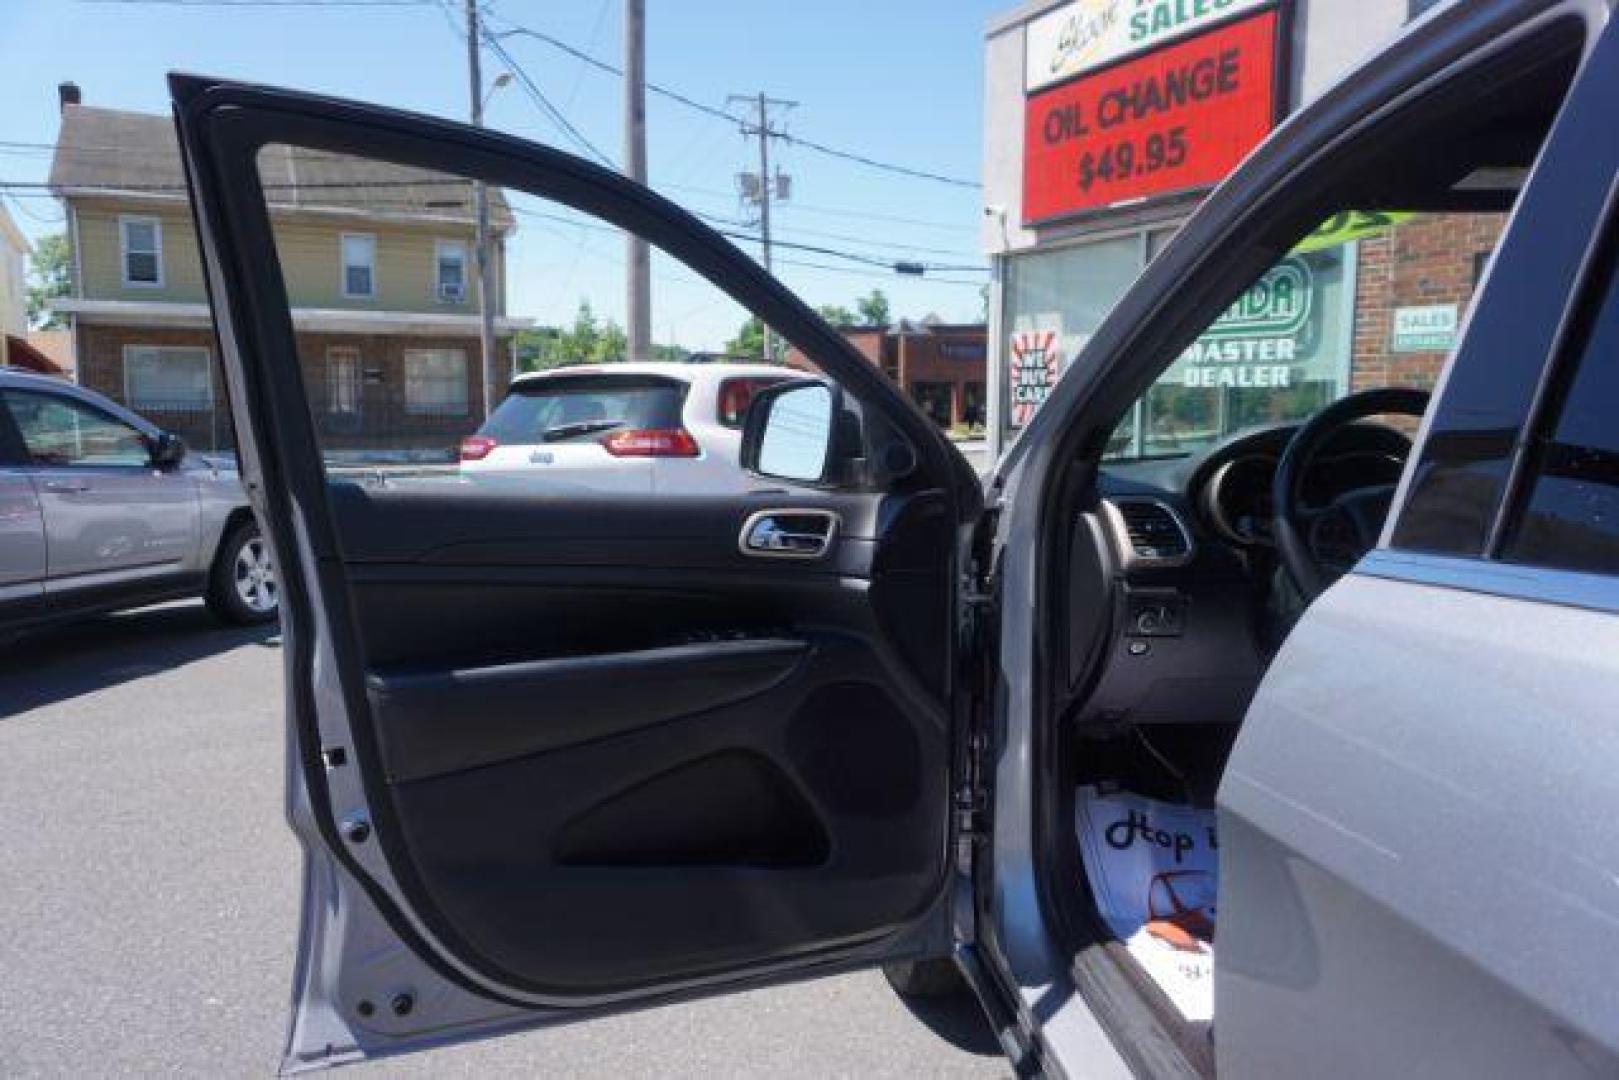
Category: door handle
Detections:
[
  {"x1": 739, "y1": 509, "x2": 839, "y2": 559},
  {"x1": 43, "y1": 480, "x2": 92, "y2": 494}
]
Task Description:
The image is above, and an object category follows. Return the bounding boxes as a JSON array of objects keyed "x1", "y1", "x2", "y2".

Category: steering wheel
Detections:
[{"x1": 1272, "y1": 387, "x2": 1430, "y2": 601}]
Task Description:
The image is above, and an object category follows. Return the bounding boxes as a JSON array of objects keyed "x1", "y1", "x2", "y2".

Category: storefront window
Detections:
[
  {"x1": 1103, "y1": 211, "x2": 1507, "y2": 461},
  {"x1": 1001, "y1": 233, "x2": 1144, "y2": 446},
  {"x1": 1119, "y1": 242, "x2": 1357, "y2": 457}
]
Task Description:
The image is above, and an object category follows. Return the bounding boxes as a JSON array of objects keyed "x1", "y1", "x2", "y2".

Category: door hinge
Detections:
[
  {"x1": 954, "y1": 730, "x2": 990, "y2": 869},
  {"x1": 959, "y1": 569, "x2": 996, "y2": 652}
]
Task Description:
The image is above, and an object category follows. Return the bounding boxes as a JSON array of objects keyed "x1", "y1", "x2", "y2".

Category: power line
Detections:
[
  {"x1": 78, "y1": 0, "x2": 434, "y2": 6},
  {"x1": 0, "y1": 173, "x2": 986, "y2": 273},
  {"x1": 488, "y1": 18, "x2": 980, "y2": 189},
  {"x1": 0, "y1": 178, "x2": 471, "y2": 192},
  {"x1": 521, "y1": 207, "x2": 985, "y2": 289},
  {"x1": 6, "y1": 139, "x2": 979, "y2": 240},
  {"x1": 480, "y1": 31, "x2": 616, "y2": 168},
  {"x1": 509, "y1": 201, "x2": 985, "y2": 276}
]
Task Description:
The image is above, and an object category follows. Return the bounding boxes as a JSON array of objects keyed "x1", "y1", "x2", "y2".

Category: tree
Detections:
[
  {"x1": 26, "y1": 232, "x2": 71, "y2": 329},
  {"x1": 726, "y1": 316, "x2": 766, "y2": 359},
  {"x1": 512, "y1": 300, "x2": 629, "y2": 371},
  {"x1": 855, "y1": 288, "x2": 891, "y2": 327},
  {"x1": 815, "y1": 303, "x2": 857, "y2": 328}
]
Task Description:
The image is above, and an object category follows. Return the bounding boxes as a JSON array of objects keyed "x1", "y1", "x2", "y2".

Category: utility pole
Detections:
[
  {"x1": 466, "y1": 0, "x2": 499, "y2": 417},
  {"x1": 624, "y1": 0, "x2": 651, "y2": 359},
  {"x1": 728, "y1": 91, "x2": 795, "y2": 361}
]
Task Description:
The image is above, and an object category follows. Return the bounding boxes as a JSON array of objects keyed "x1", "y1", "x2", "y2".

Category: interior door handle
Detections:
[
  {"x1": 739, "y1": 509, "x2": 839, "y2": 559},
  {"x1": 43, "y1": 480, "x2": 92, "y2": 494}
]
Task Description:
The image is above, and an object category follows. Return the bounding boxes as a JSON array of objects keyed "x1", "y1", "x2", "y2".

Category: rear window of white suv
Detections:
[{"x1": 480, "y1": 375, "x2": 686, "y2": 445}]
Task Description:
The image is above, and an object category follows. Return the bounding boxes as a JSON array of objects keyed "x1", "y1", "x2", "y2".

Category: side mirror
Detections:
[
  {"x1": 740, "y1": 380, "x2": 838, "y2": 485},
  {"x1": 150, "y1": 430, "x2": 188, "y2": 470}
]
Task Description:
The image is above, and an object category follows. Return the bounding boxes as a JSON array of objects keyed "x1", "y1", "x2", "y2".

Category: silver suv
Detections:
[
  {"x1": 0, "y1": 368, "x2": 276, "y2": 637},
  {"x1": 167, "y1": 0, "x2": 1619, "y2": 1075}
]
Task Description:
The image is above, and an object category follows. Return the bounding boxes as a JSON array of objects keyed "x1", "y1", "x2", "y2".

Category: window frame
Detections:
[
  {"x1": 401, "y1": 347, "x2": 469, "y2": 417},
  {"x1": 324, "y1": 346, "x2": 363, "y2": 419},
  {"x1": 434, "y1": 239, "x2": 468, "y2": 303},
  {"x1": 118, "y1": 214, "x2": 164, "y2": 289},
  {"x1": 2, "y1": 387, "x2": 153, "y2": 470},
  {"x1": 340, "y1": 232, "x2": 377, "y2": 299},
  {"x1": 122, "y1": 344, "x2": 214, "y2": 415}
]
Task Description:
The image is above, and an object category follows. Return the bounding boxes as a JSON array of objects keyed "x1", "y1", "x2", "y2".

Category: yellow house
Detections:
[{"x1": 47, "y1": 83, "x2": 531, "y2": 457}]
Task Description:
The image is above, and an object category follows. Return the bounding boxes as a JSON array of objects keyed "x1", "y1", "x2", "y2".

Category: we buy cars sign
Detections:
[{"x1": 1022, "y1": 9, "x2": 1281, "y2": 225}]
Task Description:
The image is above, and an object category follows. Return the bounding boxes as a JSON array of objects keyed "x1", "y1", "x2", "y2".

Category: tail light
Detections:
[
  {"x1": 459, "y1": 435, "x2": 498, "y2": 461},
  {"x1": 600, "y1": 428, "x2": 701, "y2": 458}
]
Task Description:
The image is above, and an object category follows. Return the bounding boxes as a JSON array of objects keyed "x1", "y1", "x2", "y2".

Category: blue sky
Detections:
[{"x1": 0, "y1": 0, "x2": 1004, "y2": 349}]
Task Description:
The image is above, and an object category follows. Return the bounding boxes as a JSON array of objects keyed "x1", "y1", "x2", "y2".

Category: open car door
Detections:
[{"x1": 168, "y1": 77, "x2": 979, "y2": 1072}]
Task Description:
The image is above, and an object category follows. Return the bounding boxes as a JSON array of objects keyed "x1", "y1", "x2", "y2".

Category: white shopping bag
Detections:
[{"x1": 1075, "y1": 785, "x2": 1218, "y2": 1021}]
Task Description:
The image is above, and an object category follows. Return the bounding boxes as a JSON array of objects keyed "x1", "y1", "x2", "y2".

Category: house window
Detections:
[
  {"x1": 120, "y1": 216, "x2": 163, "y2": 287},
  {"x1": 435, "y1": 240, "x2": 468, "y2": 303},
  {"x1": 325, "y1": 347, "x2": 361, "y2": 416},
  {"x1": 124, "y1": 346, "x2": 212, "y2": 414},
  {"x1": 341, "y1": 234, "x2": 376, "y2": 298},
  {"x1": 403, "y1": 348, "x2": 468, "y2": 416}
]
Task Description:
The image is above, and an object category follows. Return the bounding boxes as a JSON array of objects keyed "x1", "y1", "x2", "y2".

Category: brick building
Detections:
[
  {"x1": 1348, "y1": 213, "x2": 1507, "y2": 393},
  {"x1": 46, "y1": 84, "x2": 532, "y2": 459},
  {"x1": 786, "y1": 319, "x2": 987, "y2": 430}
]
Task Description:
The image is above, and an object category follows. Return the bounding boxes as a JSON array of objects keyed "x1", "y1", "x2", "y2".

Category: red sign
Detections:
[{"x1": 1022, "y1": 10, "x2": 1279, "y2": 225}]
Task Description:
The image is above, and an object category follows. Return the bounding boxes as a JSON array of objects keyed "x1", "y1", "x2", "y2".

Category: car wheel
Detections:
[
  {"x1": 882, "y1": 958, "x2": 968, "y2": 998},
  {"x1": 207, "y1": 518, "x2": 279, "y2": 625}
]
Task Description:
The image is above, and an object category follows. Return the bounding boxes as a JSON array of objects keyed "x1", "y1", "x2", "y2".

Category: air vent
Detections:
[{"x1": 1104, "y1": 498, "x2": 1193, "y2": 567}]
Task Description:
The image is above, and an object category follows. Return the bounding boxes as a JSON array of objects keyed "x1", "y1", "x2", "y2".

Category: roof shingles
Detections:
[{"x1": 50, "y1": 104, "x2": 513, "y2": 231}]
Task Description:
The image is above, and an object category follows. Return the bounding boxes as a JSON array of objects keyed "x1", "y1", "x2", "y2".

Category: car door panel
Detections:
[
  {"x1": 32, "y1": 470, "x2": 196, "y2": 584},
  {"x1": 1220, "y1": 573, "x2": 1619, "y2": 1078},
  {"x1": 317, "y1": 484, "x2": 951, "y2": 997},
  {"x1": 0, "y1": 469, "x2": 46, "y2": 613},
  {"x1": 367, "y1": 638, "x2": 813, "y2": 782},
  {"x1": 170, "y1": 76, "x2": 971, "y2": 1065},
  {"x1": 1219, "y1": 12, "x2": 1619, "y2": 1076}
]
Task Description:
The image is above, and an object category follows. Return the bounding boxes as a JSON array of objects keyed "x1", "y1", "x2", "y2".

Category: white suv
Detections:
[{"x1": 457, "y1": 362, "x2": 802, "y2": 494}]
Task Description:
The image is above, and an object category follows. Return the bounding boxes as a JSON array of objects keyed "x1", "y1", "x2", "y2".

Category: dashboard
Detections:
[
  {"x1": 1063, "y1": 421, "x2": 1413, "y2": 729},
  {"x1": 1188, "y1": 423, "x2": 1410, "y2": 548}
]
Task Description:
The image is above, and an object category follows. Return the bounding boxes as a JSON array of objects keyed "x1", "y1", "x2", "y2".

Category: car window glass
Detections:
[
  {"x1": 1102, "y1": 211, "x2": 1506, "y2": 462},
  {"x1": 1498, "y1": 234, "x2": 1619, "y2": 574},
  {"x1": 481, "y1": 377, "x2": 685, "y2": 445},
  {"x1": 2, "y1": 389, "x2": 151, "y2": 468},
  {"x1": 251, "y1": 143, "x2": 851, "y2": 493}
]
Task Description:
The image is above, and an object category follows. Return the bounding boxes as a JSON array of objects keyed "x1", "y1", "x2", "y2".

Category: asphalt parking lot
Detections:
[{"x1": 0, "y1": 601, "x2": 1006, "y2": 1078}]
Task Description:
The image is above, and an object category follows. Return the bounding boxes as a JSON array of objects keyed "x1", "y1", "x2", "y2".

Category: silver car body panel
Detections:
[
  {"x1": 0, "y1": 467, "x2": 45, "y2": 605},
  {"x1": 980, "y1": 0, "x2": 1612, "y2": 1073},
  {"x1": 31, "y1": 462, "x2": 198, "y2": 584},
  {"x1": 1219, "y1": 567, "x2": 1619, "y2": 1077}
]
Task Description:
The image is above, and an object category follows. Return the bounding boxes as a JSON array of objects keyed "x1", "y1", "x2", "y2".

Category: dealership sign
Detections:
[
  {"x1": 1177, "y1": 256, "x2": 1313, "y2": 388},
  {"x1": 1391, "y1": 304, "x2": 1459, "y2": 352},
  {"x1": 1008, "y1": 329, "x2": 1062, "y2": 426},
  {"x1": 1025, "y1": 0, "x2": 1273, "y2": 91},
  {"x1": 1022, "y1": 9, "x2": 1280, "y2": 224}
]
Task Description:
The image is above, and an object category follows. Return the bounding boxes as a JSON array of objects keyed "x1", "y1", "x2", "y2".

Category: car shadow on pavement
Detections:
[
  {"x1": 0, "y1": 601, "x2": 278, "y2": 718},
  {"x1": 893, "y1": 988, "x2": 1005, "y2": 1057}
]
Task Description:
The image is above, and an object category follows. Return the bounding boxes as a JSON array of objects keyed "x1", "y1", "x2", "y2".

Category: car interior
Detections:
[{"x1": 1025, "y1": 15, "x2": 1593, "y2": 1073}]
